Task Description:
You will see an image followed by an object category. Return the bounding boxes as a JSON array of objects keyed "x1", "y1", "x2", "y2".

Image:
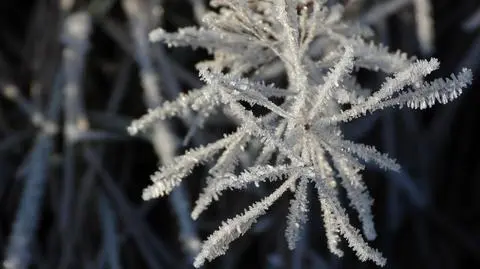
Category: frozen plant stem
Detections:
[{"x1": 130, "y1": 0, "x2": 473, "y2": 267}]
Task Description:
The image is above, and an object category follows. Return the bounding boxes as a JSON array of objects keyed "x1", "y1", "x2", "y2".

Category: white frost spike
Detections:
[
  {"x1": 406, "y1": 68, "x2": 472, "y2": 109},
  {"x1": 192, "y1": 165, "x2": 310, "y2": 220},
  {"x1": 309, "y1": 45, "x2": 355, "y2": 120},
  {"x1": 371, "y1": 58, "x2": 440, "y2": 103},
  {"x1": 334, "y1": 158, "x2": 377, "y2": 240},
  {"x1": 128, "y1": 87, "x2": 220, "y2": 135},
  {"x1": 316, "y1": 179, "x2": 386, "y2": 266},
  {"x1": 333, "y1": 139, "x2": 401, "y2": 171},
  {"x1": 318, "y1": 58, "x2": 443, "y2": 125},
  {"x1": 209, "y1": 131, "x2": 249, "y2": 176},
  {"x1": 193, "y1": 175, "x2": 297, "y2": 268},
  {"x1": 142, "y1": 132, "x2": 242, "y2": 200},
  {"x1": 285, "y1": 177, "x2": 310, "y2": 249}
]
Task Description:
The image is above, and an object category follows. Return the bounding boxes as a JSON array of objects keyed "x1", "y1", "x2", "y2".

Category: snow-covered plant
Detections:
[{"x1": 128, "y1": 0, "x2": 472, "y2": 267}]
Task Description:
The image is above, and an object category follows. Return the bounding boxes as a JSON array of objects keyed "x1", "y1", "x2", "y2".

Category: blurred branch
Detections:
[
  {"x1": 122, "y1": 0, "x2": 201, "y2": 260},
  {"x1": 59, "y1": 10, "x2": 92, "y2": 269},
  {"x1": 463, "y1": 7, "x2": 480, "y2": 31},
  {"x1": 188, "y1": 0, "x2": 207, "y2": 24},
  {"x1": 98, "y1": 193, "x2": 122, "y2": 269},
  {"x1": 0, "y1": 84, "x2": 57, "y2": 133},
  {"x1": 360, "y1": 0, "x2": 411, "y2": 24},
  {"x1": 2, "y1": 70, "x2": 63, "y2": 269}
]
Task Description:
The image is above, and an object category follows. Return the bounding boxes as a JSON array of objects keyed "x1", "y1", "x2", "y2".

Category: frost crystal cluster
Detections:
[{"x1": 128, "y1": 0, "x2": 472, "y2": 267}]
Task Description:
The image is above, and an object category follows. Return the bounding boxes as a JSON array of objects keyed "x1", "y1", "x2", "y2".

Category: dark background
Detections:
[{"x1": 0, "y1": 0, "x2": 479, "y2": 268}]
